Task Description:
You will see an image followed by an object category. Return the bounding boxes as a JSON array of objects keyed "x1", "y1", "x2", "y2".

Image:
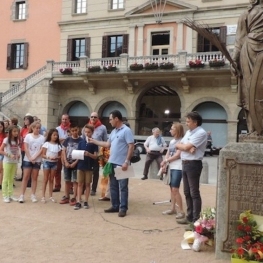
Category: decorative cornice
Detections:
[
  {"x1": 181, "y1": 73, "x2": 190, "y2": 93},
  {"x1": 84, "y1": 78, "x2": 96, "y2": 94}
]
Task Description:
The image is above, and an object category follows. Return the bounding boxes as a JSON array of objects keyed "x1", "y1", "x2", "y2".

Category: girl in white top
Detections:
[
  {"x1": 0, "y1": 126, "x2": 20, "y2": 203},
  {"x1": 41, "y1": 129, "x2": 62, "y2": 203},
  {"x1": 18, "y1": 122, "x2": 45, "y2": 203},
  {"x1": 161, "y1": 122, "x2": 185, "y2": 218}
]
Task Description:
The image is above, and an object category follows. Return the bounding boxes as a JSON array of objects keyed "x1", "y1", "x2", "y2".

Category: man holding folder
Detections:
[{"x1": 88, "y1": 110, "x2": 134, "y2": 217}]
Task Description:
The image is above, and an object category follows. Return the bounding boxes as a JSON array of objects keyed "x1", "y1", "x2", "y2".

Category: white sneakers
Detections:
[
  {"x1": 31, "y1": 194, "x2": 38, "y2": 203},
  {"x1": 3, "y1": 197, "x2": 10, "y2": 203},
  {"x1": 9, "y1": 196, "x2": 18, "y2": 202},
  {"x1": 3, "y1": 196, "x2": 19, "y2": 203},
  {"x1": 18, "y1": 195, "x2": 24, "y2": 203}
]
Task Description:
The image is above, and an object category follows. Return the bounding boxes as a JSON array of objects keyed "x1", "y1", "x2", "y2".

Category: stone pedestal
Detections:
[
  {"x1": 200, "y1": 160, "x2": 209, "y2": 184},
  {"x1": 215, "y1": 142, "x2": 263, "y2": 260},
  {"x1": 149, "y1": 160, "x2": 159, "y2": 179}
]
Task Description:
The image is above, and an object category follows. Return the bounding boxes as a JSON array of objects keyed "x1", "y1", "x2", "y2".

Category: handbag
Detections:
[
  {"x1": 130, "y1": 148, "x2": 141, "y2": 163},
  {"x1": 162, "y1": 165, "x2": 170, "y2": 185}
]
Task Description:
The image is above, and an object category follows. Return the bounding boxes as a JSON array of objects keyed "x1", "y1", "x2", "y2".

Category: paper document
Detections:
[
  {"x1": 114, "y1": 166, "x2": 135, "y2": 180},
  {"x1": 72, "y1": 150, "x2": 85, "y2": 160}
]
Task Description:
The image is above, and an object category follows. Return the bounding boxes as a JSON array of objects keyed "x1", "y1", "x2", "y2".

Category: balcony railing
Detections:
[{"x1": 1, "y1": 51, "x2": 229, "y2": 106}]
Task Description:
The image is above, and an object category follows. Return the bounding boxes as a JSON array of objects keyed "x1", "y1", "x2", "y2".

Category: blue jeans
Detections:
[
  {"x1": 109, "y1": 164, "x2": 129, "y2": 212},
  {"x1": 182, "y1": 160, "x2": 203, "y2": 223}
]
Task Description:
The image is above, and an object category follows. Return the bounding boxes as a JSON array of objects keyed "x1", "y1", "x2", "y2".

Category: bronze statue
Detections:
[{"x1": 232, "y1": 0, "x2": 263, "y2": 134}]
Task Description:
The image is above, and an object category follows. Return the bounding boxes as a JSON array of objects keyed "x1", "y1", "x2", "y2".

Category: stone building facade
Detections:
[{"x1": 0, "y1": 0, "x2": 250, "y2": 148}]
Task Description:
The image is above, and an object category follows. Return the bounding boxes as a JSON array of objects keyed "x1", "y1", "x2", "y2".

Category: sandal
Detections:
[
  {"x1": 41, "y1": 197, "x2": 46, "y2": 204},
  {"x1": 49, "y1": 197, "x2": 56, "y2": 203}
]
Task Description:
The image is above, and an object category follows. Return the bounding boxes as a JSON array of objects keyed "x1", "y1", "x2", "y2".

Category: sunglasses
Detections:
[{"x1": 90, "y1": 116, "x2": 98, "y2": 119}]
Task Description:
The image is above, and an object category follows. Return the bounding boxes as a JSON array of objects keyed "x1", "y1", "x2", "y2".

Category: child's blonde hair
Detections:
[{"x1": 28, "y1": 121, "x2": 41, "y2": 133}]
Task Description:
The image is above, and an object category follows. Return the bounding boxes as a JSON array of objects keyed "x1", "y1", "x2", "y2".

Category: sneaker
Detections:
[
  {"x1": 175, "y1": 212, "x2": 185, "y2": 219},
  {"x1": 90, "y1": 191, "x2": 96, "y2": 196},
  {"x1": 49, "y1": 197, "x2": 56, "y2": 203},
  {"x1": 18, "y1": 195, "x2": 24, "y2": 203},
  {"x1": 41, "y1": 197, "x2": 46, "y2": 204},
  {"x1": 69, "y1": 198, "x2": 76, "y2": 206},
  {"x1": 31, "y1": 194, "x2": 38, "y2": 203},
  {"x1": 176, "y1": 217, "x2": 191, "y2": 225},
  {"x1": 162, "y1": 209, "x2": 176, "y2": 215},
  {"x1": 59, "y1": 196, "x2": 69, "y2": 204},
  {"x1": 74, "y1": 202, "x2": 81, "y2": 210},
  {"x1": 9, "y1": 196, "x2": 18, "y2": 202},
  {"x1": 83, "y1": 202, "x2": 89, "y2": 209},
  {"x1": 3, "y1": 197, "x2": 10, "y2": 203}
]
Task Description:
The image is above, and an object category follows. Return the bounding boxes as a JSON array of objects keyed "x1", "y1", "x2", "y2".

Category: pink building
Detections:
[{"x1": 0, "y1": 0, "x2": 61, "y2": 91}]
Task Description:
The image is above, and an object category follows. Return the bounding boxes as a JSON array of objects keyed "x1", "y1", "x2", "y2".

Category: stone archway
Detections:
[
  {"x1": 137, "y1": 84, "x2": 181, "y2": 136},
  {"x1": 194, "y1": 102, "x2": 227, "y2": 148},
  {"x1": 67, "y1": 101, "x2": 90, "y2": 128}
]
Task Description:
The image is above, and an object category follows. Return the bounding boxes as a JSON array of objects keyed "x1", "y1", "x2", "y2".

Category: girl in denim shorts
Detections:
[
  {"x1": 0, "y1": 121, "x2": 6, "y2": 190},
  {"x1": 41, "y1": 129, "x2": 62, "y2": 203}
]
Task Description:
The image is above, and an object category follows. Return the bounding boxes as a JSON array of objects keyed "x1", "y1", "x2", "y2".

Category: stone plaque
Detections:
[{"x1": 221, "y1": 158, "x2": 263, "y2": 252}]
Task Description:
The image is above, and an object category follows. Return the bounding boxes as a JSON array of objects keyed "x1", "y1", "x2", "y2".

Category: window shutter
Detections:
[
  {"x1": 67, "y1": 39, "x2": 73, "y2": 61},
  {"x1": 102, "y1": 36, "x2": 108, "y2": 58},
  {"x1": 197, "y1": 34, "x2": 204, "y2": 52},
  {"x1": 219, "y1": 26, "x2": 227, "y2": 46},
  {"x1": 85, "y1": 37, "x2": 91, "y2": 58},
  {"x1": 23, "y1": 42, "x2": 29, "y2": 69},
  {"x1": 122, "y1": 34, "x2": 128, "y2": 54},
  {"x1": 6, "y1": 44, "x2": 12, "y2": 70}
]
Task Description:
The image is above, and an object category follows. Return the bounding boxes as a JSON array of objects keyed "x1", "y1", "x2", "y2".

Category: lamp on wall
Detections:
[{"x1": 164, "y1": 109, "x2": 170, "y2": 118}]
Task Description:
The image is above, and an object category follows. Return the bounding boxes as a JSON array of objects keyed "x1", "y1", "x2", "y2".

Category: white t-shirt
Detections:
[
  {"x1": 3, "y1": 138, "x2": 20, "y2": 164},
  {"x1": 24, "y1": 134, "x2": 45, "y2": 162},
  {"x1": 168, "y1": 138, "x2": 182, "y2": 170},
  {"x1": 42, "y1": 142, "x2": 62, "y2": 162}
]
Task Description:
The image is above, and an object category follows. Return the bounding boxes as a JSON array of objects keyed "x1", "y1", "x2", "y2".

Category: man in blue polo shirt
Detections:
[
  {"x1": 175, "y1": 111, "x2": 207, "y2": 225},
  {"x1": 88, "y1": 110, "x2": 134, "y2": 217}
]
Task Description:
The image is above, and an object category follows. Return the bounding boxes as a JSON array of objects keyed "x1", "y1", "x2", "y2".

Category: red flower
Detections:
[
  {"x1": 244, "y1": 225, "x2": 251, "y2": 232},
  {"x1": 237, "y1": 225, "x2": 244, "y2": 231},
  {"x1": 195, "y1": 225, "x2": 203, "y2": 234},
  {"x1": 242, "y1": 217, "x2": 249, "y2": 224},
  {"x1": 244, "y1": 235, "x2": 251, "y2": 241},
  {"x1": 236, "y1": 237, "x2": 244, "y2": 244},
  {"x1": 237, "y1": 247, "x2": 245, "y2": 255}
]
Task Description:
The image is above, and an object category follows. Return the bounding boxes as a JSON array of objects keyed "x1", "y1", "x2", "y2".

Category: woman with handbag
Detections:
[{"x1": 161, "y1": 122, "x2": 185, "y2": 219}]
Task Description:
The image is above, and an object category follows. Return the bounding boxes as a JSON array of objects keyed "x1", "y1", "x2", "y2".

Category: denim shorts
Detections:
[
  {"x1": 0, "y1": 154, "x2": 4, "y2": 161},
  {"x1": 170, "y1": 169, "x2": 182, "y2": 188},
  {"x1": 23, "y1": 161, "x2": 41, "y2": 170},
  {"x1": 43, "y1": 160, "x2": 57, "y2": 170},
  {"x1": 64, "y1": 167, "x2": 77, "y2": 182}
]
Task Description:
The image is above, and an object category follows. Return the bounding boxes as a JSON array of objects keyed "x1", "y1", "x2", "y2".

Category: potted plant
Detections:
[
  {"x1": 209, "y1": 59, "x2": 225, "y2": 67},
  {"x1": 231, "y1": 210, "x2": 263, "y2": 263},
  {"x1": 103, "y1": 65, "x2": 117, "y2": 71},
  {"x1": 59, "y1": 68, "x2": 73, "y2": 74},
  {"x1": 160, "y1": 62, "x2": 174, "y2": 69},
  {"x1": 188, "y1": 59, "x2": 205, "y2": 68},
  {"x1": 130, "y1": 63, "x2": 143, "y2": 71},
  {"x1": 144, "y1": 62, "x2": 159, "y2": 70},
  {"x1": 88, "y1": 66, "x2": 101, "y2": 72}
]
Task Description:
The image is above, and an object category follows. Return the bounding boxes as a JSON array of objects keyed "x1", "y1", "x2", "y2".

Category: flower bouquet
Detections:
[
  {"x1": 209, "y1": 59, "x2": 225, "y2": 67},
  {"x1": 129, "y1": 63, "x2": 143, "y2": 71},
  {"x1": 231, "y1": 210, "x2": 263, "y2": 263},
  {"x1": 191, "y1": 207, "x2": 216, "y2": 252},
  {"x1": 59, "y1": 68, "x2": 73, "y2": 74},
  {"x1": 160, "y1": 62, "x2": 174, "y2": 69},
  {"x1": 188, "y1": 59, "x2": 205, "y2": 68},
  {"x1": 103, "y1": 65, "x2": 117, "y2": 71},
  {"x1": 144, "y1": 62, "x2": 159, "y2": 70},
  {"x1": 88, "y1": 66, "x2": 101, "y2": 72}
]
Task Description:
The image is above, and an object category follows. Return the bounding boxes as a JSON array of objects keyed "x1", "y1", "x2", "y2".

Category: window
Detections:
[
  {"x1": 6, "y1": 43, "x2": 29, "y2": 70},
  {"x1": 102, "y1": 35, "x2": 128, "y2": 57},
  {"x1": 197, "y1": 26, "x2": 226, "y2": 52},
  {"x1": 151, "y1": 31, "x2": 170, "y2": 55},
  {"x1": 67, "y1": 38, "x2": 90, "y2": 61},
  {"x1": 16, "y1": 1, "x2": 26, "y2": 19},
  {"x1": 111, "y1": 0, "x2": 124, "y2": 9},
  {"x1": 74, "y1": 0, "x2": 87, "y2": 14}
]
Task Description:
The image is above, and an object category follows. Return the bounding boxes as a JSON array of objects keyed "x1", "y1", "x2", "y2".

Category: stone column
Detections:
[
  {"x1": 79, "y1": 56, "x2": 88, "y2": 74},
  {"x1": 137, "y1": 24, "x2": 144, "y2": 56},
  {"x1": 176, "y1": 22, "x2": 183, "y2": 52},
  {"x1": 119, "y1": 53, "x2": 128, "y2": 72},
  {"x1": 129, "y1": 25, "x2": 136, "y2": 57}
]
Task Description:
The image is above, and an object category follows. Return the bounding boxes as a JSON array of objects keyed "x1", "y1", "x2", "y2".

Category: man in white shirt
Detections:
[
  {"x1": 175, "y1": 111, "x2": 207, "y2": 225},
  {"x1": 141, "y1": 127, "x2": 166, "y2": 180}
]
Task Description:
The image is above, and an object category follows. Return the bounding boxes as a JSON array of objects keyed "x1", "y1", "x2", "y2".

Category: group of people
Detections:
[
  {"x1": 0, "y1": 109, "x2": 208, "y2": 223},
  {"x1": 140, "y1": 112, "x2": 207, "y2": 226}
]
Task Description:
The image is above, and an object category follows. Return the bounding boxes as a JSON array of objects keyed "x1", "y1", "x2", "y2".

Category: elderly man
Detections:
[
  {"x1": 82, "y1": 112, "x2": 108, "y2": 196},
  {"x1": 175, "y1": 111, "x2": 207, "y2": 225},
  {"x1": 88, "y1": 110, "x2": 134, "y2": 217},
  {"x1": 141, "y1": 127, "x2": 166, "y2": 180},
  {"x1": 54, "y1": 114, "x2": 71, "y2": 192}
]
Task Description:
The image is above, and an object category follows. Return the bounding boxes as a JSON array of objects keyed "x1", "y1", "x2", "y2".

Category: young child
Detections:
[
  {"x1": 41, "y1": 129, "x2": 62, "y2": 203},
  {"x1": 0, "y1": 125, "x2": 20, "y2": 203},
  {"x1": 74, "y1": 124, "x2": 98, "y2": 210},
  {"x1": 0, "y1": 121, "x2": 6, "y2": 190},
  {"x1": 60, "y1": 124, "x2": 83, "y2": 205},
  {"x1": 18, "y1": 121, "x2": 45, "y2": 203}
]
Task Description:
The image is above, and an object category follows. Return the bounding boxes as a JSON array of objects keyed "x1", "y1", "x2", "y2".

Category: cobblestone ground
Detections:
[{"x1": 0, "y1": 173, "x2": 230, "y2": 263}]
